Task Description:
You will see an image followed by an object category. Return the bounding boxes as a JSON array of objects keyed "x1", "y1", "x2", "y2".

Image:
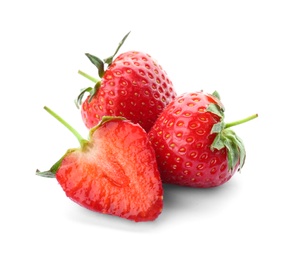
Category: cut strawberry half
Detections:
[{"x1": 37, "y1": 107, "x2": 163, "y2": 222}]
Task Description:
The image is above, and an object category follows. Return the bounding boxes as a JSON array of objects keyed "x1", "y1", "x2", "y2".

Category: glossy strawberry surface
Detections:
[
  {"x1": 81, "y1": 51, "x2": 176, "y2": 132},
  {"x1": 39, "y1": 116, "x2": 163, "y2": 222},
  {"x1": 148, "y1": 91, "x2": 241, "y2": 188}
]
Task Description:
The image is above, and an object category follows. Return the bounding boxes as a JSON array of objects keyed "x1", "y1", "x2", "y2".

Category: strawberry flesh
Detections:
[{"x1": 56, "y1": 119, "x2": 163, "y2": 222}]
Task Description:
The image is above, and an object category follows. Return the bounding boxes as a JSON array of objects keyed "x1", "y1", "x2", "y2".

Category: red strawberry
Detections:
[
  {"x1": 37, "y1": 107, "x2": 163, "y2": 222},
  {"x1": 148, "y1": 91, "x2": 257, "y2": 188},
  {"x1": 76, "y1": 32, "x2": 177, "y2": 132}
]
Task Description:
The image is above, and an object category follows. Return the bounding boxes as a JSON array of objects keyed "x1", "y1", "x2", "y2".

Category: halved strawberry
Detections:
[
  {"x1": 76, "y1": 32, "x2": 177, "y2": 132},
  {"x1": 37, "y1": 107, "x2": 163, "y2": 222}
]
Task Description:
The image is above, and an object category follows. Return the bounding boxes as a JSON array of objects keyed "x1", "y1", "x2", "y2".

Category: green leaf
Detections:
[
  {"x1": 223, "y1": 136, "x2": 239, "y2": 171},
  {"x1": 36, "y1": 155, "x2": 64, "y2": 178},
  {"x1": 103, "y1": 31, "x2": 131, "y2": 65},
  {"x1": 211, "y1": 133, "x2": 224, "y2": 151},
  {"x1": 207, "y1": 103, "x2": 224, "y2": 119},
  {"x1": 88, "y1": 81, "x2": 101, "y2": 103},
  {"x1": 210, "y1": 121, "x2": 225, "y2": 134},
  {"x1": 35, "y1": 169, "x2": 56, "y2": 178},
  {"x1": 75, "y1": 86, "x2": 93, "y2": 108},
  {"x1": 212, "y1": 91, "x2": 221, "y2": 100},
  {"x1": 211, "y1": 134, "x2": 223, "y2": 151},
  {"x1": 229, "y1": 131, "x2": 246, "y2": 168},
  {"x1": 85, "y1": 53, "x2": 105, "y2": 78},
  {"x1": 222, "y1": 129, "x2": 246, "y2": 171},
  {"x1": 75, "y1": 81, "x2": 101, "y2": 108},
  {"x1": 210, "y1": 127, "x2": 246, "y2": 172},
  {"x1": 36, "y1": 147, "x2": 82, "y2": 178}
]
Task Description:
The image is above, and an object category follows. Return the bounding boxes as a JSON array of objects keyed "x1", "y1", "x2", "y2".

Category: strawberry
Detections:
[
  {"x1": 148, "y1": 91, "x2": 258, "y2": 188},
  {"x1": 76, "y1": 32, "x2": 177, "y2": 132},
  {"x1": 36, "y1": 107, "x2": 163, "y2": 222}
]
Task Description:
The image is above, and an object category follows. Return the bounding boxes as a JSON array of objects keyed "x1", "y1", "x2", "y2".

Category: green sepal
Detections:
[
  {"x1": 99, "y1": 115, "x2": 127, "y2": 126},
  {"x1": 36, "y1": 169, "x2": 56, "y2": 178},
  {"x1": 212, "y1": 91, "x2": 221, "y2": 100},
  {"x1": 207, "y1": 103, "x2": 224, "y2": 119},
  {"x1": 210, "y1": 121, "x2": 225, "y2": 134},
  {"x1": 205, "y1": 90, "x2": 224, "y2": 119},
  {"x1": 103, "y1": 31, "x2": 131, "y2": 65},
  {"x1": 222, "y1": 131, "x2": 239, "y2": 171},
  {"x1": 89, "y1": 115, "x2": 126, "y2": 138},
  {"x1": 209, "y1": 88, "x2": 246, "y2": 171},
  {"x1": 78, "y1": 32, "x2": 130, "y2": 107},
  {"x1": 75, "y1": 86, "x2": 93, "y2": 108},
  {"x1": 36, "y1": 148, "x2": 79, "y2": 178},
  {"x1": 85, "y1": 53, "x2": 105, "y2": 78},
  {"x1": 225, "y1": 129, "x2": 246, "y2": 169},
  {"x1": 88, "y1": 81, "x2": 101, "y2": 102},
  {"x1": 211, "y1": 128, "x2": 246, "y2": 172},
  {"x1": 85, "y1": 31, "x2": 130, "y2": 77},
  {"x1": 75, "y1": 81, "x2": 101, "y2": 108},
  {"x1": 207, "y1": 91, "x2": 256, "y2": 172},
  {"x1": 36, "y1": 154, "x2": 65, "y2": 178}
]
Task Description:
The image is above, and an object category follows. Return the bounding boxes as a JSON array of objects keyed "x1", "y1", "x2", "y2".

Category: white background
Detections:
[{"x1": 1, "y1": 0, "x2": 299, "y2": 259}]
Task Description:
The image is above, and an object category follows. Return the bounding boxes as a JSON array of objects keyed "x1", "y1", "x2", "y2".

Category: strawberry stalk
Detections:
[
  {"x1": 36, "y1": 107, "x2": 89, "y2": 178},
  {"x1": 78, "y1": 70, "x2": 98, "y2": 83},
  {"x1": 43, "y1": 106, "x2": 88, "y2": 148},
  {"x1": 225, "y1": 114, "x2": 258, "y2": 129}
]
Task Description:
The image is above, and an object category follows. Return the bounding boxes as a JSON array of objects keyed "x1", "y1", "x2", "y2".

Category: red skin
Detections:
[
  {"x1": 81, "y1": 51, "x2": 177, "y2": 132},
  {"x1": 56, "y1": 119, "x2": 163, "y2": 222},
  {"x1": 148, "y1": 92, "x2": 238, "y2": 188}
]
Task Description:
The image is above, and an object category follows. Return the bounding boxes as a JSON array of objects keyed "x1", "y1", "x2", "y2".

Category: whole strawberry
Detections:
[
  {"x1": 37, "y1": 107, "x2": 163, "y2": 222},
  {"x1": 148, "y1": 91, "x2": 257, "y2": 188},
  {"x1": 77, "y1": 32, "x2": 177, "y2": 132}
]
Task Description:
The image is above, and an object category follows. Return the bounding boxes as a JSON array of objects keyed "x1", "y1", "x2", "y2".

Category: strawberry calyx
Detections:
[
  {"x1": 75, "y1": 32, "x2": 131, "y2": 108},
  {"x1": 207, "y1": 91, "x2": 258, "y2": 172},
  {"x1": 36, "y1": 107, "x2": 125, "y2": 178},
  {"x1": 86, "y1": 31, "x2": 130, "y2": 77}
]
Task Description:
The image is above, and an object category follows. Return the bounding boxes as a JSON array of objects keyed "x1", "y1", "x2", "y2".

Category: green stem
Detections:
[
  {"x1": 78, "y1": 70, "x2": 98, "y2": 83},
  {"x1": 225, "y1": 114, "x2": 258, "y2": 129},
  {"x1": 44, "y1": 106, "x2": 87, "y2": 148}
]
